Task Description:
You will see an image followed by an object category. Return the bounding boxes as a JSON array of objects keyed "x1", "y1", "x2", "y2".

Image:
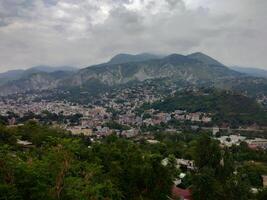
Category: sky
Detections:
[{"x1": 0, "y1": 0, "x2": 266, "y2": 72}]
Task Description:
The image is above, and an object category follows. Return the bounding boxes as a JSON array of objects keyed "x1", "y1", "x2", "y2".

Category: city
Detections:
[{"x1": 1, "y1": 1, "x2": 267, "y2": 200}]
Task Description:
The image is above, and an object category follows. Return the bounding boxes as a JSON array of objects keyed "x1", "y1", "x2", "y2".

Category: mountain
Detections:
[
  {"x1": 0, "y1": 71, "x2": 74, "y2": 95},
  {"x1": 107, "y1": 53, "x2": 163, "y2": 65},
  {"x1": 187, "y1": 52, "x2": 224, "y2": 66},
  {"x1": 0, "y1": 69, "x2": 24, "y2": 79},
  {"x1": 0, "y1": 65, "x2": 77, "y2": 86},
  {"x1": 64, "y1": 53, "x2": 239, "y2": 88},
  {"x1": 25, "y1": 65, "x2": 77, "y2": 73},
  {"x1": 0, "y1": 69, "x2": 24, "y2": 85},
  {"x1": 0, "y1": 52, "x2": 251, "y2": 96},
  {"x1": 230, "y1": 66, "x2": 267, "y2": 78}
]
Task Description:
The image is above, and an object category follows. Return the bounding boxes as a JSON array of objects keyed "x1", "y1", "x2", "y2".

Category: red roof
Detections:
[
  {"x1": 248, "y1": 144, "x2": 259, "y2": 150},
  {"x1": 172, "y1": 186, "x2": 192, "y2": 200}
]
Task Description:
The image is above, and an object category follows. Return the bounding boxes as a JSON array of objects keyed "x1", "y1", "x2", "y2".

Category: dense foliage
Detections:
[
  {"x1": 0, "y1": 122, "x2": 174, "y2": 200},
  {"x1": 145, "y1": 89, "x2": 267, "y2": 126},
  {"x1": 1, "y1": 123, "x2": 267, "y2": 200}
]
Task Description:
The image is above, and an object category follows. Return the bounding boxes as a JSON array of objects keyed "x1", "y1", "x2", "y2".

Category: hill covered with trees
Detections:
[{"x1": 144, "y1": 89, "x2": 267, "y2": 126}]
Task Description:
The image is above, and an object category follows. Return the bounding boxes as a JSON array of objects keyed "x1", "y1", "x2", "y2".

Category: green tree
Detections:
[
  {"x1": 192, "y1": 167, "x2": 224, "y2": 200},
  {"x1": 193, "y1": 134, "x2": 222, "y2": 172},
  {"x1": 192, "y1": 134, "x2": 251, "y2": 200}
]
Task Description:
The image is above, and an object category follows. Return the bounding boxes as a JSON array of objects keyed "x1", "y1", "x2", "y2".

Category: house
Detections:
[
  {"x1": 143, "y1": 118, "x2": 153, "y2": 126},
  {"x1": 185, "y1": 113, "x2": 201, "y2": 122},
  {"x1": 67, "y1": 127, "x2": 93, "y2": 136},
  {"x1": 95, "y1": 126, "x2": 112, "y2": 136},
  {"x1": 191, "y1": 113, "x2": 201, "y2": 122},
  {"x1": 248, "y1": 144, "x2": 259, "y2": 150},
  {"x1": 212, "y1": 126, "x2": 220, "y2": 136},
  {"x1": 162, "y1": 158, "x2": 195, "y2": 171},
  {"x1": 172, "y1": 186, "x2": 192, "y2": 200},
  {"x1": 17, "y1": 139, "x2": 35, "y2": 150},
  {"x1": 153, "y1": 112, "x2": 171, "y2": 124},
  {"x1": 17, "y1": 139, "x2": 32, "y2": 146},
  {"x1": 202, "y1": 116, "x2": 212, "y2": 123},
  {"x1": 262, "y1": 175, "x2": 267, "y2": 188},
  {"x1": 177, "y1": 159, "x2": 195, "y2": 171},
  {"x1": 173, "y1": 173, "x2": 187, "y2": 186},
  {"x1": 246, "y1": 138, "x2": 267, "y2": 150},
  {"x1": 121, "y1": 129, "x2": 138, "y2": 138},
  {"x1": 216, "y1": 135, "x2": 246, "y2": 147},
  {"x1": 174, "y1": 110, "x2": 186, "y2": 115},
  {"x1": 247, "y1": 123, "x2": 260, "y2": 131},
  {"x1": 175, "y1": 114, "x2": 185, "y2": 120},
  {"x1": 147, "y1": 139, "x2": 160, "y2": 144}
]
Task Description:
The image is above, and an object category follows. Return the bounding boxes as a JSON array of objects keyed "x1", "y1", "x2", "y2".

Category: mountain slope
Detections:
[
  {"x1": 0, "y1": 69, "x2": 24, "y2": 79},
  {"x1": 230, "y1": 66, "x2": 267, "y2": 78},
  {"x1": 0, "y1": 52, "x2": 244, "y2": 96},
  {"x1": 187, "y1": 52, "x2": 224, "y2": 66},
  {"x1": 25, "y1": 65, "x2": 77, "y2": 73},
  {"x1": 107, "y1": 53, "x2": 163, "y2": 65},
  {"x1": 146, "y1": 89, "x2": 267, "y2": 126},
  {"x1": 0, "y1": 74, "x2": 55, "y2": 95},
  {"x1": 64, "y1": 53, "x2": 239, "y2": 89},
  {"x1": 0, "y1": 71, "x2": 74, "y2": 95},
  {"x1": 0, "y1": 69, "x2": 24, "y2": 86},
  {"x1": 0, "y1": 66, "x2": 77, "y2": 86}
]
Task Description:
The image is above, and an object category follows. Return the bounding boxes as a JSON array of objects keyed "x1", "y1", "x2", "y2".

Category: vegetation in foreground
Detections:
[{"x1": 1, "y1": 122, "x2": 267, "y2": 200}]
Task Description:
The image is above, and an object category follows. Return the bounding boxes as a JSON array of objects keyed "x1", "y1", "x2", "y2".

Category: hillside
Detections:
[
  {"x1": 187, "y1": 52, "x2": 224, "y2": 66},
  {"x1": 107, "y1": 53, "x2": 163, "y2": 65},
  {"x1": 65, "y1": 53, "x2": 240, "y2": 88},
  {"x1": 230, "y1": 66, "x2": 267, "y2": 78},
  {"x1": 145, "y1": 89, "x2": 267, "y2": 126},
  {"x1": 0, "y1": 71, "x2": 74, "y2": 95},
  {"x1": 0, "y1": 52, "x2": 257, "y2": 96},
  {"x1": 0, "y1": 69, "x2": 24, "y2": 86},
  {"x1": 215, "y1": 76, "x2": 267, "y2": 96},
  {"x1": 0, "y1": 66, "x2": 77, "y2": 86}
]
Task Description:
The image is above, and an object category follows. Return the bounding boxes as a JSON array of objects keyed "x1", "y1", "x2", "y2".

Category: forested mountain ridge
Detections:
[
  {"x1": 142, "y1": 89, "x2": 267, "y2": 126},
  {"x1": 1, "y1": 52, "x2": 266, "y2": 97}
]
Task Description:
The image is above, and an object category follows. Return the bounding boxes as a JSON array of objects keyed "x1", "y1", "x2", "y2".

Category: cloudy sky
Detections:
[{"x1": 0, "y1": 0, "x2": 266, "y2": 72}]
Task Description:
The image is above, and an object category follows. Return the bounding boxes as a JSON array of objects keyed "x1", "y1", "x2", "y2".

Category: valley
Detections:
[{"x1": 1, "y1": 52, "x2": 267, "y2": 200}]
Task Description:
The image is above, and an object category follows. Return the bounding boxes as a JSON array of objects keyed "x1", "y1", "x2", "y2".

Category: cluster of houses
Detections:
[
  {"x1": 118, "y1": 112, "x2": 142, "y2": 126},
  {"x1": 216, "y1": 134, "x2": 267, "y2": 150},
  {"x1": 80, "y1": 107, "x2": 111, "y2": 127},
  {"x1": 142, "y1": 109, "x2": 212, "y2": 126},
  {"x1": 0, "y1": 98, "x2": 96, "y2": 117},
  {"x1": 65, "y1": 106, "x2": 213, "y2": 138},
  {"x1": 173, "y1": 110, "x2": 212, "y2": 123},
  {"x1": 143, "y1": 112, "x2": 172, "y2": 125}
]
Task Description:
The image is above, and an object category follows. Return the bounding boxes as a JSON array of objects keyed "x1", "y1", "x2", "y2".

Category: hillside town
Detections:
[
  {"x1": 0, "y1": 96, "x2": 213, "y2": 135},
  {"x1": 1, "y1": 85, "x2": 267, "y2": 152}
]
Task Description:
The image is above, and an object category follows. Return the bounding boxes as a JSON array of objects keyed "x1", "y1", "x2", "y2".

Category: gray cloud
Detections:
[{"x1": 0, "y1": 0, "x2": 266, "y2": 72}]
